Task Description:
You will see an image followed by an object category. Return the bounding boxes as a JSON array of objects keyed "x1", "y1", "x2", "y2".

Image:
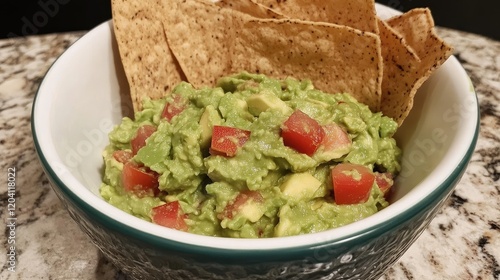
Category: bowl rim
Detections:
[{"x1": 31, "y1": 4, "x2": 480, "y2": 252}]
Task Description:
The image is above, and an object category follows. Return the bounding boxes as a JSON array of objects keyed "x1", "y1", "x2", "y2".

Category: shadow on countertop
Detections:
[{"x1": 0, "y1": 0, "x2": 498, "y2": 41}]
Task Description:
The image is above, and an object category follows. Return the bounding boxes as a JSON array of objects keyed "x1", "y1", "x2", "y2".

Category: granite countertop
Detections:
[{"x1": 0, "y1": 24, "x2": 499, "y2": 280}]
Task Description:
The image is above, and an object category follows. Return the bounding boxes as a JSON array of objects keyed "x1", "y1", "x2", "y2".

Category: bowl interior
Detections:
[{"x1": 32, "y1": 6, "x2": 478, "y2": 250}]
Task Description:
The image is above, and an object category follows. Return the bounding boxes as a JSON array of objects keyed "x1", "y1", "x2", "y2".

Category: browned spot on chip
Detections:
[{"x1": 112, "y1": 0, "x2": 185, "y2": 112}]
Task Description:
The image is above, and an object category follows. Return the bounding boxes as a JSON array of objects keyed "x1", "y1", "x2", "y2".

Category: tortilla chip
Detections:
[
  {"x1": 216, "y1": 0, "x2": 285, "y2": 19},
  {"x1": 252, "y1": 0, "x2": 379, "y2": 33},
  {"x1": 377, "y1": 19, "x2": 421, "y2": 125},
  {"x1": 230, "y1": 18, "x2": 383, "y2": 111},
  {"x1": 382, "y1": 8, "x2": 453, "y2": 124},
  {"x1": 112, "y1": 0, "x2": 184, "y2": 112}
]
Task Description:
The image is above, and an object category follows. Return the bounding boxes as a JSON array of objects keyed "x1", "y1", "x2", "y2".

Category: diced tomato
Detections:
[
  {"x1": 151, "y1": 201, "x2": 188, "y2": 231},
  {"x1": 161, "y1": 94, "x2": 187, "y2": 121},
  {"x1": 320, "y1": 123, "x2": 351, "y2": 152},
  {"x1": 131, "y1": 125, "x2": 157, "y2": 155},
  {"x1": 219, "y1": 190, "x2": 263, "y2": 220},
  {"x1": 375, "y1": 172, "x2": 394, "y2": 196},
  {"x1": 331, "y1": 163, "x2": 375, "y2": 205},
  {"x1": 122, "y1": 162, "x2": 159, "y2": 197},
  {"x1": 210, "y1": 125, "x2": 251, "y2": 157},
  {"x1": 113, "y1": 150, "x2": 133, "y2": 163},
  {"x1": 281, "y1": 110, "x2": 325, "y2": 156}
]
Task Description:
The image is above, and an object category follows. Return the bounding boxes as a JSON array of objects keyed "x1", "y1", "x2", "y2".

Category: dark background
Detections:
[{"x1": 0, "y1": 0, "x2": 499, "y2": 41}]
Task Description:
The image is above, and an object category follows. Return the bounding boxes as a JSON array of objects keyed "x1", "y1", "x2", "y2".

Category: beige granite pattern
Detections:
[{"x1": 0, "y1": 26, "x2": 499, "y2": 279}]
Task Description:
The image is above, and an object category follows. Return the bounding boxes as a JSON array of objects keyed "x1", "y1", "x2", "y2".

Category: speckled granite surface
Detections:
[{"x1": 0, "y1": 26, "x2": 498, "y2": 279}]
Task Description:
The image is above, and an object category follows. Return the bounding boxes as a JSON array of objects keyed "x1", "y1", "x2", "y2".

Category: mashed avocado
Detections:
[{"x1": 100, "y1": 72, "x2": 401, "y2": 238}]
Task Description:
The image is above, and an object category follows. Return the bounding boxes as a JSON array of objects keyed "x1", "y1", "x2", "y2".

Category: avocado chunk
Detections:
[
  {"x1": 199, "y1": 105, "x2": 222, "y2": 149},
  {"x1": 239, "y1": 200, "x2": 265, "y2": 223},
  {"x1": 314, "y1": 145, "x2": 351, "y2": 162},
  {"x1": 274, "y1": 204, "x2": 301, "y2": 237},
  {"x1": 279, "y1": 172, "x2": 322, "y2": 201},
  {"x1": 247, "y1": 93, "x2": 291, "y2": 116}
]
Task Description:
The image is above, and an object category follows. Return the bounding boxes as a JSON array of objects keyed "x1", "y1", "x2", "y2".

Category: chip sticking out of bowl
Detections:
[
  {"x1": 381, "y1": 8, "x2": 454, "y2": 124},
  {"x1": 111, "y1": 0, "x2": 185, "y2": 112},
  {"x1": 377, "y1": 18, "x2": 422, "y2": 125},
  {"x1": 111, "y1": 0, "x2": 452, "y2": 125}
]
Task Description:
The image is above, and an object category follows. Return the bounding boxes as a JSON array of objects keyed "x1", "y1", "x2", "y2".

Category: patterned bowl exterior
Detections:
[{"x1": 37, "y1": 140, "x2": 474, "y2": 280}]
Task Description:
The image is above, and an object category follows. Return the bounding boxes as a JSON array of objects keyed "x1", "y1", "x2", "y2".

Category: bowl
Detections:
[{"x1": 31, "y1": 4, "x2": 479, "y2": 280}]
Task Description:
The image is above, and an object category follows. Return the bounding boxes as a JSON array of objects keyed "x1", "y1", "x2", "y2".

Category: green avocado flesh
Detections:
[{"x1": 100, "y1": 72, "x2": 401, "y2": 238}]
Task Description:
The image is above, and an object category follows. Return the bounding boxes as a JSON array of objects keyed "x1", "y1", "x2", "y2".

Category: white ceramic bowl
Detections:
[{"x1": 32, "y1": 4, "x2": 479, "y2": 280}]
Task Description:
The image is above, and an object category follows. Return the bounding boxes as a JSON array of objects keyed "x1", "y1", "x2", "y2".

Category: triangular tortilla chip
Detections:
[
  {"x1": 381, "y1": 8, "x2": 453, "y2": 124},
  {"x1": 112, "y1": 0, "x2": 185, "y2": 112}
]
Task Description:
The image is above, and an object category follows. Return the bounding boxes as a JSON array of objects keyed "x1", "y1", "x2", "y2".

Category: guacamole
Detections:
[{"x1": 100, "y1": 72, "x2": 401, "y2": 238}]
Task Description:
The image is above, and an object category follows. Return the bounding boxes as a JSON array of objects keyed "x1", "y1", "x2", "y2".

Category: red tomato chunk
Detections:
[
  {"x1": 320, "y1": 123, "x2": 351, "y2": 151},
  {"x1": 281, "y1": 110, "x2": 325, "y2": 156},
  {"x1": 122, "y1": 162, "x2": 160, "y2": 197},
  {"x1": 113, "y1": 150, "x2": 133, "y2": 164},
  {"x1": 131, "y1": 125, "x2": 157, "y2": 155},
  {"x1": 151, "y1": 201, "x2": 188, "y2": 231},
  {"x1": 219, "y1": 191, "x2": 263, "y2": 220},
  {"x1": 161, "y1": 94, "x2": 187, "y2": 121},
  {"x1": 375, "y1": 172, "x2": 394, "y2": 196},
  {"x1": 210, "y1": 125, "x2": 251, "y2": 157},
  {"x1": 331, "y1": 163, "x2": 375, "y2": 205}
]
